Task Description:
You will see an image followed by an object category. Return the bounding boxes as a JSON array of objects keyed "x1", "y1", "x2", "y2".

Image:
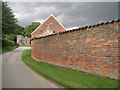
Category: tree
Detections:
[
  {"x1": 5, "y1": 24, "x2": 24, "y2": 41},
  {"x1": 2, "y1": 1, "x2": 17, "y2": 39},
  {"x1": 22, "y1": 22, "x2": 40, "y2": 36},
  {"x1": 14, "y1": 24, "x2": 24, "y2": 35}
]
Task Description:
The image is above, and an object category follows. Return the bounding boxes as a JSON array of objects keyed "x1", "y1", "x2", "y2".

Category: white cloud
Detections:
[
  {"x1": 66, "y1": 26, "x2": 79, "y2": 30},
  {"x1": 8, "y1": 2, "x2": 118, "y2": 28}
]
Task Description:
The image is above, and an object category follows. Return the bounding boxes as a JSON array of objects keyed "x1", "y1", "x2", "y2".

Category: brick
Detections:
[
  {"x1": 79, "y1": 54, "x2": 84, "y2": 56},
  {"x1": 91, "y1": 50, "x2": 96, "y2": 53},
  {"x1": 95, "y1": 59, "x2": 101, "y2": 62},
  {"x1": 87, "y1": 54, "x2": 92, "y2": 57}
]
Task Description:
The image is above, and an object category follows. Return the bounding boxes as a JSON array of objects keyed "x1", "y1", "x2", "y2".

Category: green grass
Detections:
[
  {"x1": 22, "y1": 49, "x2": 119, "y2": 88},
  {"x1": 0, "y1": 46, "x2": 16, "y2": 54},
  {"x1": 0, "y1": 39, "x2": 17, "y2": 54}
]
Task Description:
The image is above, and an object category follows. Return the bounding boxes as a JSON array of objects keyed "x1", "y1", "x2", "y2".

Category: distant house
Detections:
[
  {"x1": 31, "y1": 15, "x2": 66, "y2": 39},
  {"x1": 17, "y1": 35, "x2": 30, "y2": 45}
]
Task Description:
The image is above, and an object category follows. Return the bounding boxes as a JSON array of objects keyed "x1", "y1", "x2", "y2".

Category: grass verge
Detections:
[
  {"x1": 0, "y1": 39, "x2": 17, "y2": 54},
  {"x1": 22, "y1": 49, "x2": 118, "y2": 88},
  {"x1": 0, "y1": 46, "x2": 16, "y2": 54}
]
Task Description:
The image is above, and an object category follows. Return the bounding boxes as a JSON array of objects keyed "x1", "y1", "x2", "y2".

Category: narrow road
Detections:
[{"x1": 2, "y1": 47, "x2": 58, "y2": 88}]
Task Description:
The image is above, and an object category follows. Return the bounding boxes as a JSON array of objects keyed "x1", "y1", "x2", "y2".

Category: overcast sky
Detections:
[{"x1": 8, "y1": 2, "x2": 118, "y2": 29}]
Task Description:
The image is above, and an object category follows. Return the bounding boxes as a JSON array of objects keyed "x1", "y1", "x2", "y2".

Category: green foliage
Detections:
[
  {"x1": 2, "y1": 1, "x2": 17, "y2": 38},
  {"x1": 0, "y1": 46, "x2": 16, "y2": 54},
  {"x1": 22, "y1": 49, "x2": 118, "y2": 88},
  {"x1": 0, "y1": 39, "x2": 18, "y2": 54},
  {"x1": 2, "y1": 39, "x2": 18, "y2": 47},
  {"x1": 22, "y1": 22, "x2": 40, "y2": 36},
  {"x1": 4, "y1": 34, "x2": 16, "y2": 41},
  {"x1": 3, "y1": 24, "x2": 24, "y2": 44},
  {"x1": 14, "y1": 24, "x2": 24, "y2": 35}
]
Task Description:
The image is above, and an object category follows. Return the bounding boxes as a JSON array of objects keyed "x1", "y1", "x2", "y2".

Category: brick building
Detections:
[{"x1": 31, "y1": 15, "x2": 66, "y2": 39}]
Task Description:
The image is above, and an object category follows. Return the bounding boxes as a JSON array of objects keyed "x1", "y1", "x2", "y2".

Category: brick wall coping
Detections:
[{"x1": 31, "y1": 19, "x2": 120, "y2": 41}]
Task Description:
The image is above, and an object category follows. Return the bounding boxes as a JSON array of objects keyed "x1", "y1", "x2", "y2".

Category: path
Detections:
[{"x1": 2, "y1": 47, "x2": 59, "y2": 88}]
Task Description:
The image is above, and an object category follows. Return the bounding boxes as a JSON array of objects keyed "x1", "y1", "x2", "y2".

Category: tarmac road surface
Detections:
[{"x1": 2, "y1": 47, "x2": 60, "y2": 88}]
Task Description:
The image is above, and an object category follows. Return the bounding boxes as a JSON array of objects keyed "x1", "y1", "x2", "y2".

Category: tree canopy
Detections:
[
  {"x1": 2, "y1": 1, "x2": 17, "y2": 38},
  {"x1": 14, "y1": 24, "x2": 24, "y2": 35},
  {"x1": 22, "y1": 22, "x2": 41, "y2": 36}
]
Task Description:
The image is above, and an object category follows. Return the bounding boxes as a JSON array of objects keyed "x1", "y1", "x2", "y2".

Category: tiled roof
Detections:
[{"x1": 20, "y1": 37, "x2": 30, "y2": 41}]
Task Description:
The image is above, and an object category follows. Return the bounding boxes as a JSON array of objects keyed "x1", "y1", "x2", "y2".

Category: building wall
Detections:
[
  {"x1": 31, "y1": 16, "x2": 66, "y2": 39},
  {"x1": 22, "y1": 40, "x2": 30, "y2": 45},
  {"x1": 17, "y1": 35, "x2": 30, "y2": 45},
  {"x1": 17, "y1": 35, "x2": 23, "y2": 45},
  {"x1": 31, "y1": 21, "x2": 119, "y2": 80}
]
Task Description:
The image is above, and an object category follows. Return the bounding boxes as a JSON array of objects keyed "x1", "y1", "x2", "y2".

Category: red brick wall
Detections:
[{"x1": 31, "y1": 21, "x2": 119, "y2": 80}]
